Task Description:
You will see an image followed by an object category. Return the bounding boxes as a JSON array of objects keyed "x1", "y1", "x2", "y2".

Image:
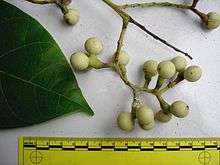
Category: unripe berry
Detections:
[
  {"x1": 140, "y1": 121, "x2": 155, "y2": 130},
  {"x1": 157, "y1": 61, "x2": 176, "y2": 79},
  {"x1": 63, "y1": 9, "x2": 80, "y2": 25},
  {"x1": 184, "y1": 65, "x2": 202, "y2": 82},
  {"x1": 85, "y1": 37, "x2": 103, "y2": 55},
  {"x1": 206, "y1": 12, "x2": 220, "y2": 29},
  {"x1": 136, "y1": 106, "x2": 154, "y2": 125},
  {"x1": 155, "y1": 110, "x2": 172, "y2": 123},
  {"x1": 143, "y1": 60, "x2": 158, "y2": 78},
  {"x1": 171, "y1": 56, "x2": 187, "y2": 72},
  {"x1": 170, "y1": 101, "x2": 189, "y2": 118},
  {"x1": 117, "y1": 112, "x2": 134, "y2": 132},
  {"x1": 115, "y1": 50, "x2": 130, "y2": 65},
  {"x1": 70, "y1": 52, "x2": 89, "y2": 71}
]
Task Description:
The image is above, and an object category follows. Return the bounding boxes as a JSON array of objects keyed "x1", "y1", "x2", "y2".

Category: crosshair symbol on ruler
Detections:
[
  {"x1": 198, "y1": 151, "x2": 212, "y2": 165},
  {"x1": 30, "y1": 151, "x2": 43, "y2": 164}
]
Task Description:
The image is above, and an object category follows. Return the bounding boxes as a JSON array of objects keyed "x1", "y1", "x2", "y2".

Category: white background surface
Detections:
[{"x1": 0, "y1": 0, "x2": 220, "y2": 164}]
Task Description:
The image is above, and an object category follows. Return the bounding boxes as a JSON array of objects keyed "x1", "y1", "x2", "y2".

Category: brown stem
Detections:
[
  {"x1": 120, "y1": 2, "x2": 191, "y2": 10},
  {"x1": 102, "y1": 0, "x2": 192, "y2": 60},
  {"x1": 26, "y1": 0, "x2": 55, "y2": 4},
  {"x1": 159, "y1": 72, "x2": 184, "y2": 94},
  {"x1": 191, "y1": 0, "x2": 199, "y2": 8},
  {"x1": 114, "y1": 20, "x2": 129, "y2": 63},
  {"x1": 55, "y1": 1, "x2": 69, "y2": 14},
  {"x1": 130, "y1": 18, "x2": 192, "y2": 59},
  {"x1": 190, "y1": 8, "x2": 208, "y2": 24}
]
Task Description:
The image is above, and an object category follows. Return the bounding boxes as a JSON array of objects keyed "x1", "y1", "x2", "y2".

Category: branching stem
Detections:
[
  {"x1": 103, "y1": 0, "x2": 192, "y2": 59},
  {"x1": 119, "y1": 2, "x2": 191, "y2": 10},
  {"x1": 26, "y1": 0, "x2": 55, "y2": 4},
  {"x1": 25, "y1": 0, "x2": 202, "y2": 112},
  {"x1": 101, "y1": 0, "x2": 199, "y2": 110},
  {"x1": 25, "y1": 0, "x2": 68, "y2": 14}
]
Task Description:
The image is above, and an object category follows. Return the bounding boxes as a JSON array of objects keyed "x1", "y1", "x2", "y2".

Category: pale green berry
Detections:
[
  {"x1": 140, "y1": 121, "x2": 155, "y2": 130},
  {"x1": 117, "y1": 112, "x2": 134, "y2": 132},
  {"x1": 184, "y1": 65, "x2": 202, "y2": 82},
  {"x1": 85, "y1": 37, "x2": 103, "y2": 55},
  {"x1": 116, "y1": 50, "x2": 130, "y2": 65},
  {"x1": 155, "y1": 110, "x2": 172, "y2": 123},
  {"x1": 136, "y1": 106, "x2": 154, "y2": 125},
  {"x1": 157, "y1": 61, "x2": 176, "y2": 79},
  {"x1": 170, "y1": 101, "x2": 189, "y2": 118},
  {"x1": 63, "y1": 9, "x2": 80, "y2": 25},
  {"x1": 143, "y1": 60, "x2": 158, "y2": 78},
  {"x1": 70, "y1": 52, "x2": 89, "y2": 71},
  {"x1": 206, "y1": 12, "x2": 220, "y2": 29},
  {"x1": 171, "y1": 56, "x2": 187, "y2": 72}
]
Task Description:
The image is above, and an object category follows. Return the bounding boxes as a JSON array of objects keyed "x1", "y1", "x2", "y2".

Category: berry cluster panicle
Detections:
[
  {"x1": 25, "y1": 0, "x2": 219, "y2": 132},
  {"x1": 70, "y1": 37, "x2": 202, "y2": 132}
]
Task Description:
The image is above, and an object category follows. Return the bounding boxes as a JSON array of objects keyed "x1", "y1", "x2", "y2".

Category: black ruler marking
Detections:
[
  {"x1": 22, "y1": 140, "x2": 220, "y2": 152},
  {"x1": 140, "y1": 148, "x2": 154, "y2": 151},
  {"x1": 24, "y1": 144, "x2": 36, "y2": 148},
  {"x1": 179, "y1": 146, "x2": 192, "y2": 149},
  {"x1": 62, "y1": 148, "x2": 76, "y2": 151},
  {"x1": 114, "y1": 148, "x2": 128, "y2": 151},
  {"x1": 192, "y1": 148, "x2": 205, "y2": 151},
  {"x1": 127, "y1": 146, "x2": 141, "y2": 149},
  {"x1": 36, "y1": 147, "x2": 49, "y2": 150},
  {"x1": 166, "y1": 148, "x2": 180, "y2": 151}
]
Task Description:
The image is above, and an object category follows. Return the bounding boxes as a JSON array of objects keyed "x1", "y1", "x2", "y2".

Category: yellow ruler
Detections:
[{"x1": 18, "y1": 137, "x2": 220, "y2": 165}]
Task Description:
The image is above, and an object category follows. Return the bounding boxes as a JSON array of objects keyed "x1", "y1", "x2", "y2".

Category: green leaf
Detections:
[{"x1": 0, "y1": 1, "x2": 94, "y2": 129}]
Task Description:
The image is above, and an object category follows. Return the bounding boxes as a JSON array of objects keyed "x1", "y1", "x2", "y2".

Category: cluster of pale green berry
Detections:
[
  {"x1": 70, "y1": 37, "x2": 202, "y2": 132},
  {"x1": 70, "y1": 37, "x2": 130, "y2": 71},
  {"x1": 70, "y1": 37, "x2": 105, "y2": 70},
  {"x1": 117, "y1": 56, "x2": 202, "y2": 132}
]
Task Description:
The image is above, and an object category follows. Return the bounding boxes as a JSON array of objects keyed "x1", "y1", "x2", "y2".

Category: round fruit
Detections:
[
  {"x1": 157, "y1": 61, "x2": 176, "y2": 79},
  {"x1": 171, "y1": 56, "x2": 187, "y2": 72},
  {"x1": 206, "y1": 12, "x2": 220, "y2": 29},
  {"x1": 70, "y1": 52, "x2": 89, "y2": 70},
  {"x1": 85, "y1": 37, "x2": 103, "y2": 55},
  {"x1": 184, "y1": 65, "x2": 202, "y2": 82},
  {"x1": 140, "y1": 121, "x2": 155, "y2": 130},
  {"x1": 170, "y1": 101, "x2": 189, "y2": 118},
  {"x1": 143, "y1": 60, "x2": 158, "y2": 78},
  {"x1": 114, "y1": 50, "x2": 130, "y2": 65},
  {"x1": 63, "y1": 9, "x2": 80, "y2": 25},
  {"x1": 136, "y1": 106, "x2": 154, "y2": 125},
  {"x1": 155, "y1": 110, "x2": 172, "y2": 123},
  {"x1": 117, "y1": 112, "x2": 134, "y2": 132}
]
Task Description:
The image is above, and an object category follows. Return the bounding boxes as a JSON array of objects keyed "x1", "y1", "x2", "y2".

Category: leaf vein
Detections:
[
  {"x1": 0, "y1": 70, "x2": 90, "y2": 112},
  {"x1": 0, "y1": 41, "x2": 58, "y2": 59},
  {"x1": 0, "y1": 76, "x2": 28, "y2": 124}
]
